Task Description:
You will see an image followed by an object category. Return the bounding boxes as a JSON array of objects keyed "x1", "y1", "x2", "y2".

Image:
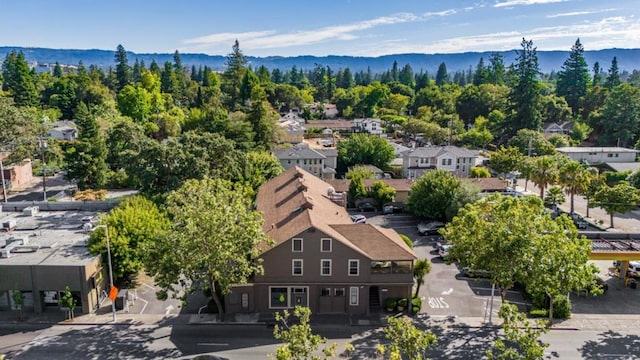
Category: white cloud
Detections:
[
  {"x1": 546, "y1": 8, "x2": 617, "y2": 18},
  {"x1": 424, "y1": 9, "x2": 458, "y2": 17},
  {"x1": 494, "y1": 0, "x2": 571, "y2": 8},
  {"x1": 351, "y1": 16, "x2": 640, "y2": 56},
  {"x1": 181, "y1": 13, "x2": 419, "y2": 52}
]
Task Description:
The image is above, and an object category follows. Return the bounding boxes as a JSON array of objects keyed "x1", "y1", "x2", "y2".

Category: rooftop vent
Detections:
[{"x1": 23, "y1": 206, "x2": 39, "y2": 217}]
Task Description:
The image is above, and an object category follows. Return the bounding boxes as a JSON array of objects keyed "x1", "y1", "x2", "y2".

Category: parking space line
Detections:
[
  {"x1": 470, "y1": 286, "x2": 522, "y2": 294},
  {"x1": 138, "y1": 297, "x2": 148, "y2": 314}
]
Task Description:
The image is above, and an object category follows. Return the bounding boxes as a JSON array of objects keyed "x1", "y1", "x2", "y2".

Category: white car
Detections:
[
  {"x1": 438, "y1": 244, "x2": 452, "y2": 258},
  {"x1": 350, "y1": 215, "x2": 367, "y2": 224}
]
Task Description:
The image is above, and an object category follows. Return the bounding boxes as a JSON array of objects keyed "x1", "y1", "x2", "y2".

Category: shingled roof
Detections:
[{"x1": 256, "y1": 166, "x2": 415, "y2": 260}]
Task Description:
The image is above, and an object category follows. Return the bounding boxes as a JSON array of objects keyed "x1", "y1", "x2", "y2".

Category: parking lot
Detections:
[
  {"x1": 361, "y1": 211, "x2": 640, "y2": 321},
  {"x1": 362, "y1": 212, "x2": 529, "y2": 320}
]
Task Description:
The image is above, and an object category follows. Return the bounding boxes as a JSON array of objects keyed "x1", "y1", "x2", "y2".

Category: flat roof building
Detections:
[{"x1": 0, "y1": 208, "x2": 106, "y2": 315}]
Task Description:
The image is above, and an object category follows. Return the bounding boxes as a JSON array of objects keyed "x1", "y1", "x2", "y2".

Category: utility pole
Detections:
[
  {"x1": 0, "y1": 159, "x2": 7, "y2": 203},
  {"x1": 39, "y1": 138, "x2": 47, "y2": 201}
]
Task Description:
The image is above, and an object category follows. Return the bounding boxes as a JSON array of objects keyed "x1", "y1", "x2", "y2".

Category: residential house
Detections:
[
  {"x1": 47, "y1": 121, "x2": 78, "y2": 141},
  {"x1": 277, "y1": 113, "x2": 306, "y2": 144},
  {"x1": 224, "y1": 167, "x2": 416, "y2": 316},
  {"x1": 402, "y1": 146, "x2": 479, "y2": 179},
  {"x1": 273, "y1": 144, "x2": 338, "y2": 180},
  {"x1": 556, "y1": 147, "x2": 638, "y2": 164},
  {"x1": 353, "y1": 118, "x2": 383, "y2": 135},
  {"x1": 543, "y1": 122, "x2": 573, "y2": 138}
]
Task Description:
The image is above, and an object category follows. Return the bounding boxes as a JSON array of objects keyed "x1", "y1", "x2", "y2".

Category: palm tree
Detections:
[
  {"x1": 583, "y1": 168, "x2": 603, "y2": 218},
  {"x1": 530, "y1": 155, "x2": 558, "y2": 199},
  {"x1": 559, "y1": 160, "x2": 589, "y2": 214},
  {"x1": 413, "y1": 259, "x2": 431, "y2": 294}
]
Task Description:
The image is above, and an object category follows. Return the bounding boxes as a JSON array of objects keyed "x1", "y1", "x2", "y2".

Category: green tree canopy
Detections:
[
  {"x1": 592, "y1": 183, "x2": 640, "y2": 228},
  {"x1": 272, "y1": 306, "x2": 336, "y2": 360},
  {"x1": 145, "y1": 178, "x2": 271, "y2": 319},
  {"x1": 556, "y1": 38, "x2": 590, "y2": 115},
  {"x1": 89, "y1": 196, "x2": 170, "y2": 283},
  {"x1": 406, "y1": 169, "x2": 466, "y2": 221},
  {"x1": 337, "y1": 133, "x2": 394, "y2": 173}
]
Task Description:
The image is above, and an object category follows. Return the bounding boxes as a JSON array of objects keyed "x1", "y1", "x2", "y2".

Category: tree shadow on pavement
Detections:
[
  {"x1": 10, "y1": 318, "x2": 179, "y2": 359},
  {"x1": 343, "y1": 314, "x2": 499, "y2": 360},
  {"x1": 579, "y1": 330, "x2": 640, "y2": 359}
]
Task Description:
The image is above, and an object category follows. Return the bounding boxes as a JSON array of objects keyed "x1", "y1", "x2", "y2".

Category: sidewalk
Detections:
[{"x1": 3, "y1": 309, "x2": 640, "y2": 332}]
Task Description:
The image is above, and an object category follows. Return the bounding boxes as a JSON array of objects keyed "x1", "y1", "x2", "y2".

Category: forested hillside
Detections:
[{"x1": 1, "y1": 38, "x2": 639, "y2": 197}]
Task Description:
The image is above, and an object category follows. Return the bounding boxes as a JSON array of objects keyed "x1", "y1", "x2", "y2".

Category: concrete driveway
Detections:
[{"x1": 363, "y1": 212, "x2": 529, "y2": 320}]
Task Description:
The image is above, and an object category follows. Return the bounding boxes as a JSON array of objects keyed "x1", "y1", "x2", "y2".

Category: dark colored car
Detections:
[
  {"x1": 358, "y1": 202, "x2": 377, "y2": 212},
  {"x1": 417, "y1": 221, "x2": 445, "y2": 236},
  {"x1": 382, "y1": 202, "x2": 404, "y2": 214}
]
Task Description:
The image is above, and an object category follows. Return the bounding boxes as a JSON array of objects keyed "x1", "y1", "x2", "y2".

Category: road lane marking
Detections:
[
  {"x1": 441, "y1": 288, "x2": 453, "y2": 295},
  {"x1": 197, "y1": 343, "x2": 229, "y2": 346}
]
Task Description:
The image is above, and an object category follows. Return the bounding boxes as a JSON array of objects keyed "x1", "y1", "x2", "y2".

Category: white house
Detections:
[
  {"x1": 353, "y1": 118, "x2": 383, "y2": 135},
  {"x1": 556, "y1": 147, "x2": 638, "y2": 164},
  {"x1": 47, "y1": 121, "x2": 77, "y2": 141},
  {"x1": 402, "y1": 145, "x2": 479, "y2": 179},
  {"x1": 273, "y1": 143, "x2": 338, "y2": 180}
]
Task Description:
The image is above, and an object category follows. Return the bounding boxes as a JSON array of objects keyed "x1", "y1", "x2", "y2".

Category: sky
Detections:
[{"x1": 1, "y1": 0, "x2": 639, "y2": 57}]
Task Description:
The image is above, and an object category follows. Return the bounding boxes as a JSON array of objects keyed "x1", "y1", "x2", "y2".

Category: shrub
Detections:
[
  {"x1": 411, "y1": 296, "x2": 422, "y2": 314},
  {"x1": 552, "y1": 295, "x2": 572, "y2": 319},
  {"x1": 399, "y1": 234, "x2": 413, "y2": 248},
  {"x1": 384, "y1": 297, "x2": 397, "y2": 311},
  {"x1": 397, "y1": 298, "x2": 408, "y2": 310},
  {"x1": 47, "y1": 196, "x2": 58, "y2": 202},
  {"x1": 529, "y1": 309, "x2": 548, "y2": 318}
]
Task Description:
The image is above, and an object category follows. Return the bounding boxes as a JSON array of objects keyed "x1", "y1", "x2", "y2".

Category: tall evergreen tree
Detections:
[
  {"x1": 391, "y1": 61, "x2": 399, "y2": 82},
  {"x1": 64, "y1": 102, "x2": 109, "y2": 189},
  {"x1": 1, "y1": 51, "x2": 39, "y2": 107},
  {"x1": 488, "y1": 52, "x2": 505, "y2": 85},
  {"x1": 399, "y1": 64, "x2": 415, "y2": 87},
  {"x1": 473, "y1": 57, "x2": 489, "y2": 85},
  {"x1": 221, "y1": 40, "x2": 248, "y2": 109},
  {"x1": 53, "y1": 62, "x2": 63, "y2": 78},
  {"x1": 508, "y1": 38, "x2": 542, "y2": 136},
  {"x1": 592, "y1": 61, "x2": 603, "y2": 86},
  {"x1": 556, "y1": 38, "x2": 590, "y2": 115},
  {"x1": 605, "y1": 56, "x2": 621, "y2": 89},
  {"x1": 132, "y1": 59, "x2": 142, "y2": 83},
  {"x1": 114, "y1": 44, "x2": 131, "y2": 91},
  {"x1": 435, "y1": 62, "x2": 449, "y2": 86}
]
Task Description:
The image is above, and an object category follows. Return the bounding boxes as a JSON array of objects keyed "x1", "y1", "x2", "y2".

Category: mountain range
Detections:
[{"x1": 1, "y1": 46, "x2": 639, "y2": 75}]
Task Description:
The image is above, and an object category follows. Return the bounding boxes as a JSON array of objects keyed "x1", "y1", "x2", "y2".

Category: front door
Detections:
[{"x1": 291, "y1": 287, "x2": 308, "y2": 307}]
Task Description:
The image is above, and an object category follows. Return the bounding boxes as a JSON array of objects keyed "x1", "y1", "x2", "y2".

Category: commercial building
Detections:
[{"x1": 0, "y1": 208, "x2": 105, "y2": 315}]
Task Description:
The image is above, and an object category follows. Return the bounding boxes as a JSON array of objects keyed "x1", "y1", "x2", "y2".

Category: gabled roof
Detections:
[
  {"x1": 402, "y1": 145, "x2": 478, "y2": 159},
  {"x1": 330, "y1": 224, "x2": 416, "y2": 260},
  {"x1": 256, "y1": 167, "x2": 416, "y2": 260},
  {"x1": 273, "y1": 144, "x2": 325, "y2": 160},
  {"x1": 463, "y1": 177, "x2": 509, "y2": 192}
]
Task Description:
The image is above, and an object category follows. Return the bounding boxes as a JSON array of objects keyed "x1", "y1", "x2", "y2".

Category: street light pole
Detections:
[
  {"x1": 38, "y1": 138, "x2": 47, "y2": 201},
  {"x1": 96, "y1": 225, "x2": 117, "y2": 322},
  {"x1": 0, "y1": 159, "x2": 7, "y2": 203}
]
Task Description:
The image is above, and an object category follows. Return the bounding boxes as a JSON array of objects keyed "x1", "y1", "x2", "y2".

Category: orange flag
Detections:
[{"x1": 108, "y1": 286, "x2": 119, "y2": 301}]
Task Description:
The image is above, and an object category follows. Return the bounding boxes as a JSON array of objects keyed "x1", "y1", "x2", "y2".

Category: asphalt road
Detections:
[{"x1": 4, "y1": 322, "x2": 639, "y2": 359}]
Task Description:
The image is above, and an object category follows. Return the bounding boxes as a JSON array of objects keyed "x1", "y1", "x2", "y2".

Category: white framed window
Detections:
[
  {"x1": 321, "y1": 259, "x2": 332, "y2": 276},
  {"x1": 292, "y1": 238, "x2": 303, "y2": 252},
  {"x1": 292, "y1": 259, "x2": 303, "y2": 276},
  {"x1": 349, "y1": 287, "x2": 359, "y2": 306},
  {"x1": 348, "y1": 259, "x2": 359, "y2": 276},
  {"x1": 321, "y1": 238, "x2": 332, "y2": 252},
  {"x1": 269, "y1": 287, "x2": 289, "y2": 309}
]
